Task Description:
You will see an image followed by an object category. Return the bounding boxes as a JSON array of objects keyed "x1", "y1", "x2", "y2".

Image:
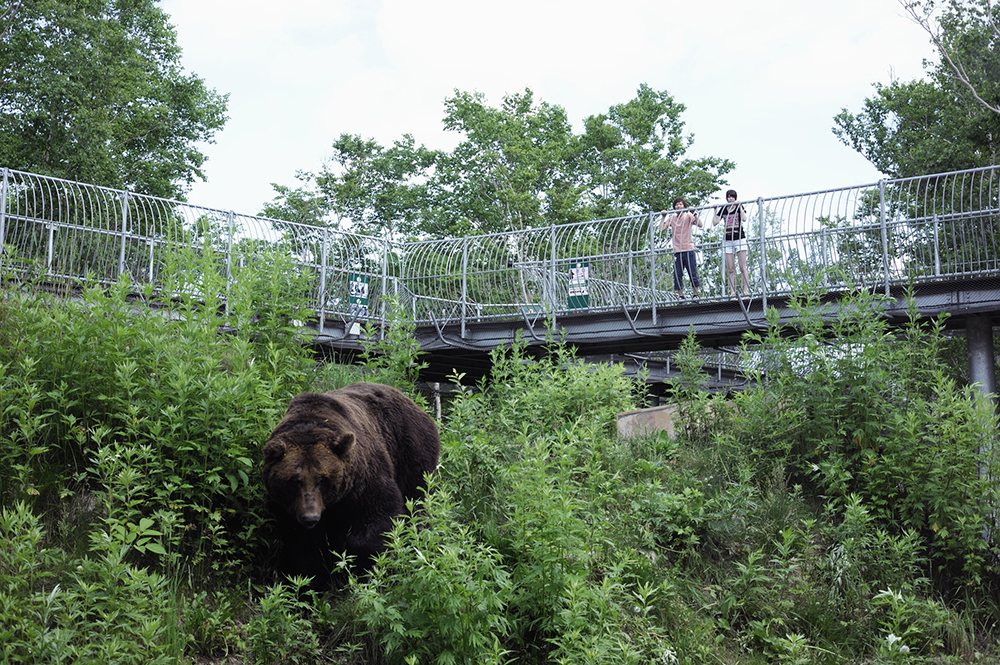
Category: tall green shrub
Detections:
[
  {"x1": 735, "y1": 289, "x2": 999, "y2": 587},
  {"x1": 0, "y1": 245, "x2": 317, "y2": 577}
]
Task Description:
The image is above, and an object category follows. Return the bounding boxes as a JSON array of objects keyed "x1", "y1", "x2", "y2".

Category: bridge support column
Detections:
[{"x1": 966, "y1": 314, "x2": 997, "y2": 409}]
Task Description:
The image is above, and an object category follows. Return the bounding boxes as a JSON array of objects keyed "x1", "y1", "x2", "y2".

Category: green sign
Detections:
[
  {"x1": 348, "y1": 273, "x2": 370, "y2": 318},
  {"x1": 567, "y1": 262, "x2": 589, "y2": 312}
]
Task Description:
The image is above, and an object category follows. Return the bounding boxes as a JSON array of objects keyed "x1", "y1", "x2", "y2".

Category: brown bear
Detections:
[{"x1": 262, "y1": 382, "x2": 440, "y2": 590}]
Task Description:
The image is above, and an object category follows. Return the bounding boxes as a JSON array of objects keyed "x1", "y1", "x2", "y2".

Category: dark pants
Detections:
[{"x1": 673, "y1": 250, "x2": 700, "y2": 293}]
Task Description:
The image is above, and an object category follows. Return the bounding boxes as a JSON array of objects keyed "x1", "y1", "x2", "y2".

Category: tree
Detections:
[
  {"x1": 262, "y1": 134, "x2": 437, "y2": 239},
  {"x1": 430, "y1": 88, "x2": 585, "y2": 236},
  {"x1": 579, "y1": 83, "x2": 734, "y2": 218},
  {"x1": 1, "y1": 1, "x2": 23, "y2": 39},
  {"x1": 832, "y1": 78, "x2": 1000, "y2": 178},
  {"x1": 834, "y1": 0, "x2": 1000, "y2": 178},
  {"x1": 259, "y1": 172, "x2": 335, "y2": 227},
  {"x1": 266, "y1": 85, "x2": 733, "y2": 239},
  {"x1": 0, "y1": 0, "x2": 228, "y2": 199},
  {"x1": 319, "y1": 134, "x2": 438, "y2": 239},
  {"x1": 900, "y1": 0, "x2": 1000, "y2": 115}
]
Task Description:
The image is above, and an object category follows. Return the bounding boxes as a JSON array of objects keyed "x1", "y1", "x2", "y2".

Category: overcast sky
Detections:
[{"x1": 159, "y1": 0, "x2": 938, "y2": 216}]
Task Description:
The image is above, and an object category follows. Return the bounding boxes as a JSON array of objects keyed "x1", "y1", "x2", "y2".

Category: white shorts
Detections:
[{"x1": 723, "y1": 237, "x2": 748, "y2": 254}]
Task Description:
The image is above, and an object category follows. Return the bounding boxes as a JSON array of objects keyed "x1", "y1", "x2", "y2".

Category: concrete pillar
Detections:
[{"x1": 966, "y1": 314, "x2": 997, "y2": 408}]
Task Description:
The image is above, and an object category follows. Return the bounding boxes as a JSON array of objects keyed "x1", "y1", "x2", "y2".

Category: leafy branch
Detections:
[{"x1": 900, "y1": 0, "x2": 1000, "y2": 114}]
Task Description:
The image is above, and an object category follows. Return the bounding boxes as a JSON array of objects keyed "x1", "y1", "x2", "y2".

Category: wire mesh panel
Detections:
[
  {"x1": 549, "y1": 213, "x2": 662, "y2": 311},
  {"x1": 0, "y1": 169, "x2": 127, "y2": 282},
  {"x1": 756, "y1": 185, "x2": 878, "y2": 294},
  {"x1": 402, "y1": 213, "x2": 677, "y2": 323},
  {"x1": 885, "y1": 168, "x2": 1000, "y2": 280},
  {"x1": 320, "y1": 230, "x2": 387, "y2": 326}
]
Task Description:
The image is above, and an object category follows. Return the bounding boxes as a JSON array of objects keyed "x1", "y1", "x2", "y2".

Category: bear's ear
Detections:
[
  {"x1": 330, "y1": 432, "x2": 355, "y2": 456},
  {"x1": 263, "y1": 439, "x2": 286, "y2": 463}
]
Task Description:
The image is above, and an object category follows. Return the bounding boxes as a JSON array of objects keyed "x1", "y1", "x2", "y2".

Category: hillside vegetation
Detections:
[{"x1": 1, "y1": 256, "x2": 999, "y2": 664}]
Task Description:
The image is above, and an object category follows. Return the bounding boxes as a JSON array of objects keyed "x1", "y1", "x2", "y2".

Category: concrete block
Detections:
[{"x1": 616, "y1": 403, "x2": 682, "y2": 439}]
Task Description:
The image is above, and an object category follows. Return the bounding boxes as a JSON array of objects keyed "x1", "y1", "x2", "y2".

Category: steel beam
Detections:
[{"x1": 966, "y1": 314, "x2": 997, "y2": 407}]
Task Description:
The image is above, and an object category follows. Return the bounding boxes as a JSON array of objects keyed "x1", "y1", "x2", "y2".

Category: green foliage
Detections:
[
  {"x1": 476, "y1": 335, "x2": 639, "y2": 440},
  {"x1": 355, "y1": 483, "x2": 513, "y2": 665},
  {"x1": 264, "y1": 85, "x2": 733, "y2": 236},
  {"x1": 0, "y1": 247, "x2": 315, "y2": 578},
  {"x1": 0, "y1": 501, "x2": 180, "y2": 664},
  {"x1": 359, "y1": 297, "x2": 428, "y2": 397},
  {"x1": 434, "y1": 87, "x2": 590, "y2": 233},
  {"x1": 182, "y1": 590, "x2": 243, "y2": 659},
  {"x1": 1, "y1": 251, "x2": 998, "y2": 663},
  {"x1": 246, "y1": 578, "x2": 323, "y2": 664},
  {"x1": 736, "y1": 289, "x2": 999, "y2": 585},
  {"x1": 579, "y1": 83, "x2": 735, "y2": 218},
  {"x1": 262, "y1": 134, "x2": 440, "y2": 238},
  {"x1": 834, "y1": 0, "x2": 1000, "y2": 178},
  {"x1": 902, "y1": 0, "x2": 1000, "y2": 116},
  {"x1": 0, "y1": 0, "x2": 229, "y2": 198},
  {"x1": 832, "y1": 77, "x2": 997, "y2": 178}
]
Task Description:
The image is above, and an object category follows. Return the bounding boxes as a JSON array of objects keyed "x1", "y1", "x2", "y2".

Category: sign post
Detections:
[
  {"x1": 568, "y1": 261, "x2": 589, "y2": 312},
  {"x1": 348, "y1": 273, "x2": 369, "y2": 335}
]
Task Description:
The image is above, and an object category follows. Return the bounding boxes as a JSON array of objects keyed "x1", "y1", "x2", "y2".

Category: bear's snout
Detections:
[{"x1": 296, "y1": 489, "x2": 324, "y2": 528}]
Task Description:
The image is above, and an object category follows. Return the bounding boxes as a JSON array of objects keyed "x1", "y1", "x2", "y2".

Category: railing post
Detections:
[
  {"x1": 225, "y1": 211, "x2": 235, "y2": 316},
  {"x1": 879, "y1": 179, "x2": 890, "y2": 296},
  {"x1": 649, "y1": 211, "x2": 657, "y2": 326},
  {"x1": 118, "y1": 191, "x2": 130, "y2": 280},
  {"x1": 0, "y1": 168, "x2": 8, "y2": 273},
  {"x1": 461, "y1": 237, "x2": 468, "y2": 338},
  {"x1": 46, "y1": 222, "x2": 55, "y2": 275},
  {"x1": 821, "y1": 229, "x2": 829, "y2": 288},
  {"x1": 549, "y1": 224, "x2": 558, "y2": 325},
  {"x1": 318, "y1": 227, "x2": 329, "y2": 331},
  {"x1": 627, "y1": 249, "x2": 634, "y2": 305},
  {"x1": 381, "y1": 234, "x2": 389, "y2": 337},
  {"x1": 933, "y1": 214, "x2": 941, "y2": 277},
  {"x1": 719, "y1": 224, "x2": 726, "y2": 298},
  {"x1": 147, "y1": 239, "x2": 155, "y2": 283},
  {"x1": 758, "y1": 197, "x2": 767, "y2": 309}
]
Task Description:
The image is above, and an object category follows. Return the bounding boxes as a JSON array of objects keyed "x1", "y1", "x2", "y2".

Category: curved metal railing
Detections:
[{"x1": 3, "y1": 165, "x2": 999, "y2": 333}]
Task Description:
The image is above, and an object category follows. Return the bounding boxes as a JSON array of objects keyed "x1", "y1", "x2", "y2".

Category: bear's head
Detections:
[{"x1": 263, "y1": 396, "x2": 357, "y2": 528}]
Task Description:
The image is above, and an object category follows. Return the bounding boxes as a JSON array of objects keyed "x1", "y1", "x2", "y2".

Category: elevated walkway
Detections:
[{"x1": 3, "y1": 165, "x2": 1000, "y2": 394}]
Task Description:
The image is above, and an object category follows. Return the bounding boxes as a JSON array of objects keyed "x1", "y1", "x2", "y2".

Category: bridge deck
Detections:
[{"x1": 309, "y1": 278, "x2": 1000, "y2": 383}]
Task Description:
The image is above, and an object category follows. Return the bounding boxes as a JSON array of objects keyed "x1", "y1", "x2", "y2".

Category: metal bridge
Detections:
[{"x1": 3, "y1": 166, "x2": 1000, "y2": 392}]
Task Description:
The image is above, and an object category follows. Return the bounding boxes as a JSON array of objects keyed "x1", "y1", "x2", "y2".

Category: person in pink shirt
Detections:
[{"x1": 659, "y1": 197, "x2": 703, "y2": 299}]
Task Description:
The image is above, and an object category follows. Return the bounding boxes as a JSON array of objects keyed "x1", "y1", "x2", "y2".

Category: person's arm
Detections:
[
  {"x1": 659, "y1": 210, "x2": 669, "y2": 233},
  {"x1": 712, "y1": 207, "x2": 721, "y2": 226}
]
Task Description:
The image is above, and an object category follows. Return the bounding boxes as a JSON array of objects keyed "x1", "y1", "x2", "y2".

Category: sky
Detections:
[{"x1": 159, "y1": 0, "x2": 938, "y2": 217}]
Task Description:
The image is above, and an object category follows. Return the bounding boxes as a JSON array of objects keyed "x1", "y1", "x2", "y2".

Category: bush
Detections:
[
  {"x1": 0, "y1": 500, "x2": 181, "y2": 664},
  {"x1": 2, "y1": 258, "x2": 998, "y2": 663},
  {"x1": 355, "y1": 483, "x2": 513, "y2": 665},
  {"x1": 0, "y1": 248, "x2": 316, "y2": 579},
  {"x1": 734, "y1": 288, "x2": 999, "y2": 588}
]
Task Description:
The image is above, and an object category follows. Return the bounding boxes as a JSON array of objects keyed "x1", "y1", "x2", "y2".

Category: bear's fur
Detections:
[{"x1": 262, "y1": 382, "x2": 440, "y2": 589}]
